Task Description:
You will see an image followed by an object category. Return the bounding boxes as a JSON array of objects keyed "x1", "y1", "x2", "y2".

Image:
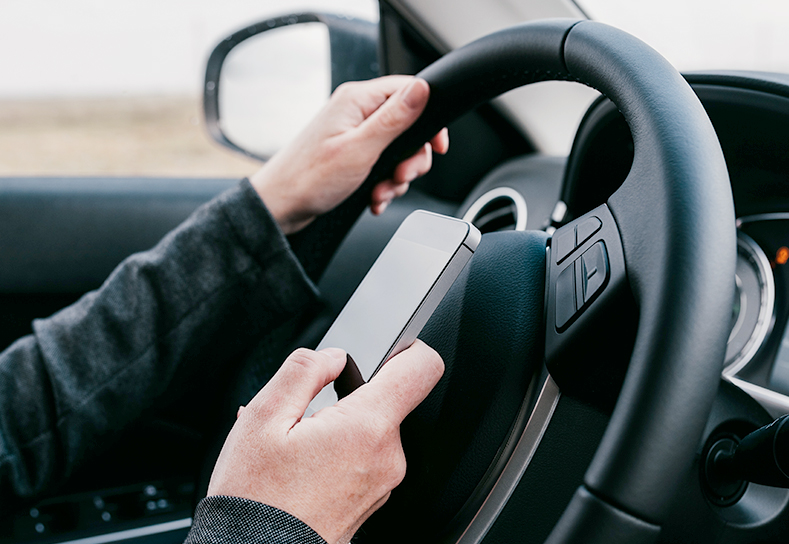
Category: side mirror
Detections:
[{"x1": 204, "y1": 12, "x2": 379, "y2": 161}]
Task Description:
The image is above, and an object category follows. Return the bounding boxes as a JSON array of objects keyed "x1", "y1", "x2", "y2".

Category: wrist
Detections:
[{"x1": 249, "y1": 161, "x2": 315, "y2": 235}]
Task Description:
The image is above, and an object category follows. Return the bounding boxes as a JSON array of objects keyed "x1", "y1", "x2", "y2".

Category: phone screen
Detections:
[
  {"x1": 319, "y1": 236, "x2": 453, "y2": 377},
  {"x1": 307, "y1": 211, "x2": 474, "y2": 415}
]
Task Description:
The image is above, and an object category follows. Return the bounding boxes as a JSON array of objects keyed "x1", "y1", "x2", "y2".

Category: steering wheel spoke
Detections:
[{"x1": 545, "y1": 205, "x2": 636, "y2": 410}]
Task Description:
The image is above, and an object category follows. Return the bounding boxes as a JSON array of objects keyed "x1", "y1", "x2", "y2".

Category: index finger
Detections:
[{"x1": 344, "y1": 340, "x2": 444, "y2": 426}]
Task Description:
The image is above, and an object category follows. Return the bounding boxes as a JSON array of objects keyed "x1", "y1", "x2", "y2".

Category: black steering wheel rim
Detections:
[{"x1": 289, "y1": 18, "x2": 736, "y2": 544}]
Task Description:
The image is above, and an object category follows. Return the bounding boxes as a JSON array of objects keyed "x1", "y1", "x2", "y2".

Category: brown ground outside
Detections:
[{"x1": 0, "y1": 95, "x2": 263, "y2": 178}]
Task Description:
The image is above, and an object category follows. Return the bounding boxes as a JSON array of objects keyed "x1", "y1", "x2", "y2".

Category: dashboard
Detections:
[
  {"x1": 730, "y1": 216, "x2": 789, "y2": 416},
  {"x1": 552, "y1": 71, "x2": 789, "y2": 420}
]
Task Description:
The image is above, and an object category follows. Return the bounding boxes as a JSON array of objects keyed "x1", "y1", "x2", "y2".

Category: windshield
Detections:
[{"x1": 575, "y1": 0, "x2": 789, "y2": 74}]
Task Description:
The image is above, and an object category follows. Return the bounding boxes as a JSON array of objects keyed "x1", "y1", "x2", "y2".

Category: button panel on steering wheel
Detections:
[
  {"x1": 554, "y1": 238, "x2": 610, "y2": 329},
  {"x1": 545, "y1": 204, "x2": 633, "y2": 398}
]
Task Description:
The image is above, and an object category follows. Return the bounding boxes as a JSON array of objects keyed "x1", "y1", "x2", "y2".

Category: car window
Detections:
[
  {"x1": 0, "y1": 0, "x2": 377, "y2": 178},
  {"x1": 574, "y1": 0, "x2": 789, "y2": 74}
]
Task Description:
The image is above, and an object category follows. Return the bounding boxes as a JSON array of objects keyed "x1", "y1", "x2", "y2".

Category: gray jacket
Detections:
[{"x1": 0, "y1": 180, "x2": 326, "y2": 543}]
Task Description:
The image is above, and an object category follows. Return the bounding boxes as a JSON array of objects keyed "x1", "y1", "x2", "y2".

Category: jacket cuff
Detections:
[
  {"x1": 218, "y1": 179, "x2": 320, "y2": 315},
  {"x1": 185, "y1": 496, "x2": 327, "y2": 544}
]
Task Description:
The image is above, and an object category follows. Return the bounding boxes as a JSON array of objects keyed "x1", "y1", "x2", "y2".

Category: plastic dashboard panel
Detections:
[
  {"x1": 0, "y1": 177, "x2": 238, "y2": 295},
  {"x1": 0, "y1": 177, "x2": 239, "y2": 353}
]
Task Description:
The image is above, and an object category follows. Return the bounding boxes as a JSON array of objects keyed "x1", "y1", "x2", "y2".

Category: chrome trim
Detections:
[
  {"x1": 457, "y1": 376, "x2": 561, "y2": 543},
  {"x1": 462, "y1": 187, "x2": 528, "y2": 232},
  {"x1": 723, "y1": 232, "x2": 776, "y2": 377},
  {"x1": 48, "y1": 518, "x2": 192, "y2": 544},
  {"x1": 737, "y1": 213, "x2": 789, "y2": 227},
  {"x1": 727, "y1": 376, "x2": 789, "y2": 418},
  {"x1": 550, "y1": 200, "x2": 568, "y2": 224}
]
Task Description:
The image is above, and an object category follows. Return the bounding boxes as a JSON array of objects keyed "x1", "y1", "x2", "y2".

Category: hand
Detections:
[
  {"x1": 207, "y1": 340, "x2": 444, "y2": 544},
  {"x1": 250, "y1": 76, "x2": 449, "y2": 234}
]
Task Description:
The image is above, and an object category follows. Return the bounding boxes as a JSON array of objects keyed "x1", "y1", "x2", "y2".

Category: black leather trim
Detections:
[
  {"x1": 545, "y1": 487, "x2": 660, "y2": 544},
  {"x1": 563, "y1": 22, "x2": 735, "y2": 523}
]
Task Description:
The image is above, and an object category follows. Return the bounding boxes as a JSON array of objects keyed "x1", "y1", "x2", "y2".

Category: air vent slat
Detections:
[{"x1": 462, "y1": 187, "x2": 527, "y2": 233}]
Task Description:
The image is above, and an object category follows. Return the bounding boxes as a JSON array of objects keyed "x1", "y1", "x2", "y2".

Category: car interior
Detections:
[{"x1": 2, "y1": 0, "x2": 789, "y2": 543}]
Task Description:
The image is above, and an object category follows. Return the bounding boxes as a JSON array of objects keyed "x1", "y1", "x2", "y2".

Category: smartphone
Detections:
[{"x1": 306, "y1": 210, "x2": 481, "y2": 415}]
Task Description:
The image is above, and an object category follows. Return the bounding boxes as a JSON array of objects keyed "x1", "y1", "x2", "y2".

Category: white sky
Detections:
[
  {"x1": 0, "y1": 0, "x2": 377, "y2": 98},
  {"x1": 577, "y1": 0, "x2": 789, "y2": 74},
  {"x1": 0, "y1": 0, "x2": 786, "y2": 102}
]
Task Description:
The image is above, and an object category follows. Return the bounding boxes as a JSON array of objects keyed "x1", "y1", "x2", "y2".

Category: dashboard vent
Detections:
[{"x1": 462, "y1": 187, "x2": 527, "y2": 233}]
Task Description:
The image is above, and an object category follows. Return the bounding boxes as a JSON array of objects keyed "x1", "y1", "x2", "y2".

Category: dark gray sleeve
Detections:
[
  {"x1": 185, "y1": 496, "x2": 327, "y2": 544},
  {"x1": 0, "y1": 179, "x2": 319, "y2": 509}
]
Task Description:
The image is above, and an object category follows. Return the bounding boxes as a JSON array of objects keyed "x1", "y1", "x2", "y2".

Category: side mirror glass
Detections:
[{"x1": 204, "y1": 13, "x2": 379, "y2": 161}]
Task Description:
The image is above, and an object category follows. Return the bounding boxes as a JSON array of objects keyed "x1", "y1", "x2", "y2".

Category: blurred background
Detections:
[
  {"x1": 0, "y1": 0, "x2": 786, "y2": 177},
  {"x1": 0, "y1": 0, "x2": 376, "y2": 177}
]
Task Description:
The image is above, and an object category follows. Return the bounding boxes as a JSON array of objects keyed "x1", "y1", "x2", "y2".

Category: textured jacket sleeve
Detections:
[
  {"x1": 185, "y1": 496, "x2": 327, "y2": 544},
  {"x1": 0, "y1": 179, "x2": 320, "y2": 510}
]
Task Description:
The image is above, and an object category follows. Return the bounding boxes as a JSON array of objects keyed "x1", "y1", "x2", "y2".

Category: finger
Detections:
[
  {"x1": 355, "y1": 78, "x2": 430, "y2": 150},
  {"x1": 370, "y1": 200, "x2": 389, "y2": 216},
  {"x1": 246, "y1": 347, "x2": 347, "y2": 424},
  {"x1": 371, "y1": 179, "x2": 410, "y2": 210},
  {"x1": 393, "y1": 143, "x2": 432, "y2": 185},
  {"x1": 333, "y1": 75, "x2": 416, "y2": 120},
  {"x1": 345, "y1": 340, "x2": 444, "y2": 426},
  {"x1": 430, "y1": 128, "x2": 450, "y2": 155},
  {"x1": 370, "y1": 142, "x2": 431, "y2": 212}
]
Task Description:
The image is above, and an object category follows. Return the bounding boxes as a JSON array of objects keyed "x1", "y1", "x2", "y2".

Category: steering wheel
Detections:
[{"x1": 286, "y1": 18, "x2": 736, "y2": 544}]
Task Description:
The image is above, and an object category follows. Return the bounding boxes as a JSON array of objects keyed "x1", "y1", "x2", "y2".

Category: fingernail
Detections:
[
  {"x1": 403, "y1": 79, "x2": 428, "y2": 109},
  {"x1": 377, "y1": 201, "x2": 389, "y2": 214}
]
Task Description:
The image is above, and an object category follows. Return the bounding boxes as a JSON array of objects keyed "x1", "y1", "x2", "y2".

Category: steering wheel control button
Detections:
[
  {"x1": 554, "y1": 241, "x2": 611, "y2": 330},
  {"x1": 580, "y1": 242, "x2": 609, "y2": 304},
  {"x1": 576, "y1": 216, "x2": 602, "y2": 246},
  {"x1": 555, "y1": 263, "x2": 577, "y2": 329},
  {"x1": 554, "y1": 227, "x2": 576, "y2": 264}
]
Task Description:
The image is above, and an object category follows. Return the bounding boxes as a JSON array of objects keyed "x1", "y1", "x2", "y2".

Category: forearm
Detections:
[{"x1": 0, "y1": 179, "x2": 318, "y2": 509}]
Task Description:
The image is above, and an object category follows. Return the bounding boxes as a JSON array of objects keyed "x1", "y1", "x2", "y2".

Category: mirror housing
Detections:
[{"x1": 203, "y1": 12, "x2": 379, "y2": 161}]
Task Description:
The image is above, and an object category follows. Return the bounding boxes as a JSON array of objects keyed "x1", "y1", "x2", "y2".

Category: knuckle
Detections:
[
  {"x1": 320, "y1": 136, "x2": 349, "y2": 163},
  {"x1": 377, "y1": 106, "x2": 403, "y2": 133},
  {"x1": 331, "y1": 81, "x2": 359, "y2": 100},
  {"x1": 286, "y1": 348, "x2": 319, "y2": 372},
  {"x1": 378, "y1": 444, "x2": 407, "y2": 490},
  {"x1": 394, "y1": 183, "x2": 410, "y2": 197},
  {"x1": 389, "y1": 448, "x2": 407, "y2": 487},
  {"x1": 361, "y1": 415, "x2": 391, "y2": 442}
]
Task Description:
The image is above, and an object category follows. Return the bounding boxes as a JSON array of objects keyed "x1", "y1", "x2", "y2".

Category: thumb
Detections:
[
  {"x1": 345, "y1": 340, "x2": 444, "y2": 426},
  {"x1": 246, "y1": 347, "x2": 347, "y2": 424},
  {"x1": 356, "y1": 78, "x2": 430, "y2": 151}
]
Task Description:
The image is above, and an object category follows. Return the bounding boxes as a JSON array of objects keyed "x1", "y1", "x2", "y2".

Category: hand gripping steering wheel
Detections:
[{"x1": 289, "y1": 19, "x2": 736, "y2": 544}]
